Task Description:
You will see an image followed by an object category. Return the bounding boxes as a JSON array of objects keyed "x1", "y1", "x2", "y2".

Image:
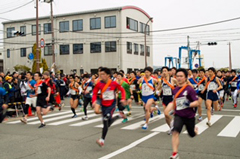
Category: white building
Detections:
[{"x1": 3, "y1": 6, "x2": 153, "y2": 74}]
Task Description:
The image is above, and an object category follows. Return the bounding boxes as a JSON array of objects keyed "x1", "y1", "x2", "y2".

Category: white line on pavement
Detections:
[
  {"x1": 217, "y1": 116, "x2": 240, "y2": 137},
  {"x1": 99, "y1": 132, "x2": 160, "y2": 159}
]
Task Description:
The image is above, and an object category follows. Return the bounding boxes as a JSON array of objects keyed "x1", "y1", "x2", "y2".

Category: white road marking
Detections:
[{"x1": 218, "y1": 116, "x2": 240, "y2": 137}]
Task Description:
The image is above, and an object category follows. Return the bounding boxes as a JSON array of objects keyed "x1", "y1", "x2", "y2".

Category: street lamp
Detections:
[{"x1": 144, "y1": 17, "x2": 153, "y2": 67}]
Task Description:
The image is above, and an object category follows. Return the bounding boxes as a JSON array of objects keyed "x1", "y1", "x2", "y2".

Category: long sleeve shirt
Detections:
[{"x1": 92, "y1": 80, "x2": 126, "y2": 107}]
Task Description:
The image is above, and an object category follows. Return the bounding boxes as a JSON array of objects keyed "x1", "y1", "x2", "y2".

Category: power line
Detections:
[{"x1": 0, "y1": 0, "x2": 34, "y2": 14}]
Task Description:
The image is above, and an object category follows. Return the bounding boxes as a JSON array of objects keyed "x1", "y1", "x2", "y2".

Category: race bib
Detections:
[
  {"x1": 70, "y1": 89, "x2": 76, "y2": 95},
  {"x1": 130, "y1": 84, "x2": 136, "y2": 91},
  {"x1": 176, "y1": 97, "x2": 189, "y2": 111},
  {"x1": 208, "y1": 82, "x2": 217, "y2": 90},
  {"x1": 198, "y1": 84, "x2": 204, "y2": 91},
  {"x1": 142, "y1": 84, "x2": 153, "y2": 94},
  {"x1": 163, "y1": 87, "x2": 172, "y2": 96},
  {"x1": 102, "y1": 90, "x2": 114, "y2": 100},
  {"x1": 86, "y1": 87, "x2": 92, "y2": 91},
  {"x1": 231, "y1": 82, "x2": 237, "y2": 87},
  {"x1": 37, "y1": 87, "x2": 42, "y2": 94},
  {"x1": 193, "y1": 84, "x2": 198, "y2": 90}
]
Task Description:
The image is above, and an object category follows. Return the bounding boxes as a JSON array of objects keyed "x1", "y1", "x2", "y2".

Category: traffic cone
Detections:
[{"x1": 28, "y1": 107, "x2": 33, "y2": 117}]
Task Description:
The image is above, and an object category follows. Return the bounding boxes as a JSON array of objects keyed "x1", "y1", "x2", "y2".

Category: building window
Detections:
[
  {"x1": 73, "y1": 20, "x2": 83, "y2": 31},
  {"x1": 105, "y1": 41, "x2": 116, "y2": 52},
  {"x1": 80, "y1": 69, "x2": 84, "y2": 75},
  {"x1": 7, "y1": 49, "x2": 10, "y2": 58},
  {"x1": 134, "y1": 43, "x2": 139, "y2": 55},
  {"x1": 44, "y1": 23, "x2": 52, "y2": 34},
  {"x1": 147, "y1": 46, "x2": 150, "y2": 56},
  {"x1": 140, "y1": 22, "x2": 150, "y2": 35},
  {"x1": 105, "y1": 16, "x2": 116, "y2": 28},
  {"x1": 60, "y1": 45, "x2": 69, "y2": 55},
  {"x1": 20, "y1": 26, "x2": 26, "y2": 36},
  {"x1": 140, "y1": 45, "x2": 144, "y2": 56},
  {"x1": 90, "y1": 18, "x2": 101, "y2": 30},
  {"x1": 7, "y1": 27, "x2": 15, "y2": 38},
  {"x1": 20, "y1": 48, "x2": 26, "y2": 57},
  {"x1": 59, "y1": 21, "x2": 69, "y2": 32},
  {"x1": 44, "y1": 44, "x2": 52, "y2": 56},
  {"x1": 126, "y1": 17, "x2": 138, "y2": 31},
  {"x1": 90, "y1": 42, "x2": 101, "y2": 53},
  {"x1": 32, "y1": 24, "x2": 41, "y2": 35},
  {"x1": 73, "y1": 44, "x2": 83, "y2": 54},
  {"x1": 127, "y1": 42, "x2": 132, "y2": 54}
]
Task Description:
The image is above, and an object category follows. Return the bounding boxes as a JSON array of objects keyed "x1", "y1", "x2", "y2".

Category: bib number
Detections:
[
  {"x1": 163, "y1": 87, "x2": 172, "y2": 96},
  {"x1": 102, "y1": 90, "x2": 114, "y2": 100},
  {"x1": 130, "y1": 84, "x2": 136, "y2": 91},
  {"x1": 231, "y1": 82, "x2": 237, "y2": 87},
  {"x1": 176, "y1": 97, "x2": 189, "y2": 111}
]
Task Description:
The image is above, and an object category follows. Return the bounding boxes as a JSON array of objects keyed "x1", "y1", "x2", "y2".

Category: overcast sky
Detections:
[{"x1": 0, "y1": 0, "x2": 240, "y2": 69}]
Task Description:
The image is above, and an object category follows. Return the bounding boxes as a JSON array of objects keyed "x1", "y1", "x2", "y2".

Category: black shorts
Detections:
[
  {"x1": 101, "y1": 100, "x2": 116, "y2": 120},
  {"x1": 49, "y1": 94, "x2": 55, "y2": 104},
  {"x1": 117, "y1": 98, "x2": 125, "y2": 111},
  {"x1": 198, "y1": 91, "x2": 206, "y2": 100},
  {"x1": 71, "y1": 95, "x2": 79, "y2": 100},
  {"x1": 172, "y1": 115, "x2": 196, "y2": 138},
  {"x1": 162, "y1": 96, "x2": 173, "y2": 106},
  {"x1": 133, "y1": 92, "x2": 139, "y2": 103},
  {"x1": 36, "y1": 96, "x2": 48, "y2": 108}
]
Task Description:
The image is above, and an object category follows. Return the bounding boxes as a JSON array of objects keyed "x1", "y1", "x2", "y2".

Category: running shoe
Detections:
[
  {"x1": 49, "y1": 106, "x2": 54, "y2": 111},
  {"x1": 96, "y1": 139, "x2": 104, "y2": 147},
  {"x1": 142, "y1": 124, "x2": 148, "y2": 130},
  {"x1": 20, "y1": 118, "x2": 27, "y2": 124},
  {"x1": 170, "y1": 153, "x2": 179, "y2": 159},
  {"x1": 150, "y1": 112, "x2": 153, "y2": 118},
  {"x1": 82, "y1": 116, "x2": 88, "y2": 120},
  {"x1": 167, "y1": 129, "x2": 172, "y2": 135},
  {"x1": 122, "y1": 118, "x2": 128, "y2": 123},
  {"x1": 206, "y1": 121, "x2": 211, "y2": 127},
  {"x1": 229, "y1": 97, "x2": 232, "y2": 100},
  {"x1": 38, "y1": 123, "x2": 46, "y2": 128},
  {"x1": 126, "y1": 112, "x2": 131, "y2": 116},
  {"x1": 72, "y1": 114, "x2": 78, "y2": 118},
  {"x1": 211, "y1": 109, "x2": 214, "y2": 115},
  {"x1": 157, "y1": 109, "x2": 161, "y2": 115},
  {"x1": 234, "y1": 104, "x2": 237, "y2": 108},
  {"x1": 198, "y1": 116, "x2": 203, "y2": 122}
]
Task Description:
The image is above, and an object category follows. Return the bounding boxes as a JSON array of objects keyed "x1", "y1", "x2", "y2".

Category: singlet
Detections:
[
  {"x1": 161, "y1": 77, "x2": 173, "y2": 96},
  {"x1": 141, "y1": 77, "x2": 154, "y2": 96}
]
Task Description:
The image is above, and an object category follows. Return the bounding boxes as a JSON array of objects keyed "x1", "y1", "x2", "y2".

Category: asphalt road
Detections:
[{"x1": 1, "y1": 98, "x2": 240, "y2": 159}]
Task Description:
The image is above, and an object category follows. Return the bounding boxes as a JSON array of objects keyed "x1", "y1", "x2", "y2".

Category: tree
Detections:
[
  {"x1": 42, "y1": 58, "x2": 49, "y2": 72},
  {"x1": 14, "y1": 65, "x2": 31, "y2": 72},
  {"x1": 32, "y1": 43, "x2": 43, "y2": 73}
]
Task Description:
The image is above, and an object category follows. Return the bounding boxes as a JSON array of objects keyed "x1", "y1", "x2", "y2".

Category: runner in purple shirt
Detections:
[{"x1": 165, "y1": 68, "x2": 199, "y2": 159}]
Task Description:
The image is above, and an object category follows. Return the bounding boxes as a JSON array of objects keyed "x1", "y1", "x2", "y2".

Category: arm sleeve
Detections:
[
  {"x1": 237, "y1": 81, "x2": 240, "y2": 90},
  {"x1": 92, "y1": 83, "x2": 100, "y2": 103}
]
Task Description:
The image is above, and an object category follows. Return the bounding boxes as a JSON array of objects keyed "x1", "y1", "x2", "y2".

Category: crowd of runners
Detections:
[{"x1": 0, "y1": 66, "x2": 240, "y2": 159}]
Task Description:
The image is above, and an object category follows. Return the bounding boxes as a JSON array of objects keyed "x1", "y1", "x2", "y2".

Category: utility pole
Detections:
[
  {"x1": 50, "y1": 1, "x2": 55, "y2": 65},
  {"x1": 228, "y1": 42, "x2": 232, "y2": 71},
  {"x1": 187, "y1": 36, "x2": 190, "y2": 69},
  {"x1": 144, "y1": 17, "x2": 153, "y2": 67},
  {"x1": 36, "y1": 0, "x2": 40, "y2": 72}
]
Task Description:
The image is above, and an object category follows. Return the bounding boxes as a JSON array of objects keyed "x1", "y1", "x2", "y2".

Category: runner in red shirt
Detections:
[{"x1": 92, "y1": 67, "x2": 126, "y2": 147}]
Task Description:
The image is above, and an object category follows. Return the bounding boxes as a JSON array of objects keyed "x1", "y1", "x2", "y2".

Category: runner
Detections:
[
  {"x1": 196, "y1": 68, "x2": 207, "y2": 121},
  {"x1": 217, "y1": 70, "x2": 225, "y2": 110},
  {"x1": 32, "y1": 72, "x2": 53, "y2": 128},
  {"x1": 202, "y1": 67, "x2": 222, "y2": 127},
  {"x1": 68, "y1": 75, "x2": 82, "y2": 118},
  {"x1": 20, "y1": 72, "x2": 36, "y2": 124},
  {"x1": 129, "y1": 71, "x2": 139, "y2": 105},
  {"x1": 0, "y1": 87, "x2": 8, "y2": 123},
  {"x1": 165, "y1": 68, "x2": 199, "y2": 159},
  {"x1": 158, "y1": 66, "x2": 177, "y2": 134},
  {"x1": 92, "y1": 67, "x2": 126, "y2": 147},
  {"x1": 188, "y1": 69, "x2": 199, "y2": 92},
  {"x1": 43, "y1": 71, "x2": 56, "y2": 107},
  {"x1": 116, "y1": 72, "x2": 132, "y2": 123},
  {"x1": 229, "y1": 70, "x2": 238, "y2": 108},
  {"x1": 82, "y1": 74, "x2": 94, "y2": 120},
  {"x1": 138, "y1": 66, "x2": 160, "y2": 130}
]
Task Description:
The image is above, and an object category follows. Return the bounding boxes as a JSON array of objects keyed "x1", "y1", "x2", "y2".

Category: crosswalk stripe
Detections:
[
  {"x1": 7, "y1": 110, "x2": 72, "y2": 124},
  {"x1": 70, "y1": 115, "x2": 107, "y2": 127},
  {"x1": 121, "y1": 114, "x2": 165, "y2": 130},
  {"x1": 217, "y1": 116, "x2": 240, "y2": 137},
  {"x1": 28, "y1": 110, "x2": 93, "y2": 125},
  {"x1": 94, "y1": 114, "x2": 145, "y2": 128},
  {"x1": 151, "y1": 123, "x2": 169, "y2": 132},
  {"x1": 183, "y1": 115, "x2": 223, "y2": 135},
  {"x1": 48, "y1": 111, "x2": 96, "y2": 125}
]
